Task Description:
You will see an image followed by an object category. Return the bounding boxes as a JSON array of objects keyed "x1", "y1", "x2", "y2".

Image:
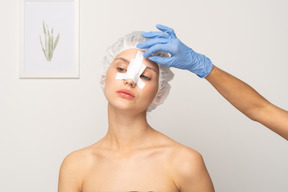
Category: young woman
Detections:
[{"x1": 58, "y1": 32, "x2": 214, "y2": 192}]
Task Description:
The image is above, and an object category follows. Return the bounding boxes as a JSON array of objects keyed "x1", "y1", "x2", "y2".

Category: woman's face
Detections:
[{"x1": 104, "y1": 48, "x2": 159, "y2": 113}]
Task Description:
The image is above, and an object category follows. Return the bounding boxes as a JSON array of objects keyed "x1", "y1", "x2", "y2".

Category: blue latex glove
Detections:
[{"x1": 137, "y1": 24, "x2": 213, "y2": 78}]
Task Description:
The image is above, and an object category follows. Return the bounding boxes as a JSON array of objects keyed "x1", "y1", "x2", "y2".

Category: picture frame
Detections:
[{"x1": 19, "y1": 0, "x2": 79, "y2": 78}]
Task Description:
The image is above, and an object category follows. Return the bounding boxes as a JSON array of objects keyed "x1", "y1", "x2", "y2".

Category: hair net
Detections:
[{"x1": 100, "y1": 31, "x2": 174, "y2": 112}]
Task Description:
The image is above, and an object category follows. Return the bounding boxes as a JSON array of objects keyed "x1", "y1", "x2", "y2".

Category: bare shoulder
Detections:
[
  {"x1": 175, "y1": 141, "x2": 202, "y2": 160},
  {"x1": 156, "y1": 133, "x2": 214, "y2": 192},
  {"x1": 58, "y1": 146, "x2": 97, "y2": 192},
  {"x1": 60, "y1": 148, "x2": 92, "y2": 170},
  {"x1": 60, "y1": 139, "x2": 106, "y2": 167},
  {"x1": 154, "y1": 130, "x2": 203, "y2": 161},
  {"x1": 170, "y1": 144, "x2": 205, "y2": 176}
]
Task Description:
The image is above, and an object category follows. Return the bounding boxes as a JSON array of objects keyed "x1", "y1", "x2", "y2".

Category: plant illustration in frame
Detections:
[
  {"x1": 39, "y1": 21, "x2": 60, "y2": 62},
  {"x1": 20, "y1": 0, "x2": 79, "y2": 78}
]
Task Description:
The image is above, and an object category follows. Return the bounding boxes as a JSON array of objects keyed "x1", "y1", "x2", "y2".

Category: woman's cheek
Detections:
[
  {"x1": 145, "y1": 82, "x2": 158, "y2": 99},
  {"x1": 104, "y1": 68, "x2": 116, "y2": 95}
]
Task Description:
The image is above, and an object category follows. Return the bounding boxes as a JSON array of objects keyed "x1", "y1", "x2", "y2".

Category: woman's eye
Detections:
[
  {"x1": 117, "y1": 67, "x2": 126, "y2": 72},
  {"x1": 140, "y1": 74, "x2": 151, "y2": 80}
]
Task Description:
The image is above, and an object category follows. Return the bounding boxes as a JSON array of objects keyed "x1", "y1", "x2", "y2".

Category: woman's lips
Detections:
[{"x1": 116, "y1": 89, "x2": 135, "y2": 99}]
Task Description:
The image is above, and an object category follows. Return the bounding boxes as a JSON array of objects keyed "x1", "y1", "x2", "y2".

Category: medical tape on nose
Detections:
[{"x1": 116, "y1": 51, "x2": 146, "y2": 89}]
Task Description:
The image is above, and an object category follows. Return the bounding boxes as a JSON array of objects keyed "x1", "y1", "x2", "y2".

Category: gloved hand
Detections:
[{"x1": 137, "y1": 24, "x2": 213, "y2": 78}]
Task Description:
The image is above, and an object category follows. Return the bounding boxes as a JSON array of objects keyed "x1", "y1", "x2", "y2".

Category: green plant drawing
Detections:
[{"x1": 39, "y1": 21, "x2": 60, "y2": 62}]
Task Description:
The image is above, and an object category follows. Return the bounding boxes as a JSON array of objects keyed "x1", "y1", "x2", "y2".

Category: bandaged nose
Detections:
[
  {"x1": 125, "y1": 78, "x2": 136, "y2": 87},
  {"x1": 116, "y1": 51, "x2": 146, "y2": 89}
]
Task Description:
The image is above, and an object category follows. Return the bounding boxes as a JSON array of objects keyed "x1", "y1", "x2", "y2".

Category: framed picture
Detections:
[{"x1": 20, "y1": 0, "x2": 79, "y2": 78}]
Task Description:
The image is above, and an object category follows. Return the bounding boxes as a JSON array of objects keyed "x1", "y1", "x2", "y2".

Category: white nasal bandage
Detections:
[{"x1": 116, "y1": 51, "x2": 146, "y2": 89}]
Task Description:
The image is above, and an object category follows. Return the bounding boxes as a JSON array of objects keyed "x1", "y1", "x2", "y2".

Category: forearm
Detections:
[
  {"x1": 205, "y1": 65, "x2": 269, "y2": 120},
  {"x1": 205, "y1": 65, "x2": 288, "y2": 140}
]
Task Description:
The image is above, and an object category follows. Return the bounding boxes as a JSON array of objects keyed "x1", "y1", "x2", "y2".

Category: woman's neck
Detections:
[{"x1": 104, "y1": 104, "x2": 154, "y2": 152}]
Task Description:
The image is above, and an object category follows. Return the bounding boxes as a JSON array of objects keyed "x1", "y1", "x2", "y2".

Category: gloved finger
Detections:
[
  {"x1": 156, "y1": 24, "x2": 177, "y2": 38},
  {"x1": 137, "y1": 38, "x2": 168, "y2": 49},
  {"x1": 148, "y1": 56, "x2": 173, "y2": 66},
  {"x1": 141, "y1": 31, "x2": 169, "y2": 39},
  {"x1": 143, "y1": 43, "x2": 172, "y2": 57}
]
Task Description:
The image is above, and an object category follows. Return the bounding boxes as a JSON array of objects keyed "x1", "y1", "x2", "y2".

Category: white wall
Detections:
[{"x1": 0, "y1": 0, "x2": 287, "y2": 191}]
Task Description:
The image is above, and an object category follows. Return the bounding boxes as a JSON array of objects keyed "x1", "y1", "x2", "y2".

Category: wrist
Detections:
[
  {"x1": 188, "y1": 51, "x2": 213, "y2": 78},
  {"x1": 197, "y1": 55, "x2": 213, "y2": 78}
]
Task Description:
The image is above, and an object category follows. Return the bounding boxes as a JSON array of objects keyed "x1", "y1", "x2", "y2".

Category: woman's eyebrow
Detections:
[
  {"x1": 114, "y1": 57, "x2": 129, "y2": 64},
  {"x1": 145, "y1": 66, "x2": 158, "y2": 73}
]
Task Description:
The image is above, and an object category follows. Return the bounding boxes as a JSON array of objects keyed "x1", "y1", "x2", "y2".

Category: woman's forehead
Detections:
[{"x1": 115, "y1": 49, "x2": 159, "y2": 72}]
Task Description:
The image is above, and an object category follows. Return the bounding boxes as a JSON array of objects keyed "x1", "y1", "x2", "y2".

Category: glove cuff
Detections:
[
  {"x1": 188, "y1": 51, "x2": 213, "y2": 78},
  {"x1": 196, "y1": 55, "x2": 213, "y2": 78}
]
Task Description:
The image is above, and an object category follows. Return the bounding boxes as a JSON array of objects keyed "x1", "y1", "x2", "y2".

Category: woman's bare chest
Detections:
[{"x1": 81, "y1": 153, "x2": 179, "y2": 192}]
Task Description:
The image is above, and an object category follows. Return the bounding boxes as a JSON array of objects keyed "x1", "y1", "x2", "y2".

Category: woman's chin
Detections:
[{"x1": 109, "y1": 103, "x2": 147, "y2": 114}]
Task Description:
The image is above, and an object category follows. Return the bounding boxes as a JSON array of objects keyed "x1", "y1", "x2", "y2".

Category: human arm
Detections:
[
  {"x1": 205, "y1": 65, "x2": 288, "y2": 140},
  {"x1": 58, "y1": 151, "x2": 84, "y2": 192},
  {"x1": 172, "y1": 147, "x2": 214, "y2": 192},
  {"x1": 138, "y1": 24, "x2": 288, "y2": 140}
]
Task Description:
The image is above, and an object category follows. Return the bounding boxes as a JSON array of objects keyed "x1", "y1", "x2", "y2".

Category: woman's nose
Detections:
[{"x1": 124, "y1": 79, "x2": 136, "y2": 88}]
